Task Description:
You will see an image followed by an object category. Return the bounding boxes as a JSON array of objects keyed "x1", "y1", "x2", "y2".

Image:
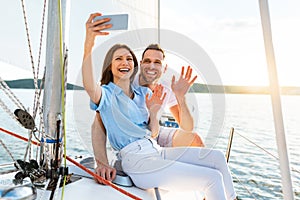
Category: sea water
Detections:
[{"x1": 0, "y1": 89, "x2": 299, "y2": 199}]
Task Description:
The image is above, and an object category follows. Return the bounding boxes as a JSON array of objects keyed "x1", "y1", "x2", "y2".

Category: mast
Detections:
[
  {"x1": 41, "y1": 0, "x2": 69, "y2": 174},
  {"x1": 258, "y1": 1, "x2": 294, "y2": 199},
  {"x1": 158, "y1": 0, "x2": 161, "y2": 43}
]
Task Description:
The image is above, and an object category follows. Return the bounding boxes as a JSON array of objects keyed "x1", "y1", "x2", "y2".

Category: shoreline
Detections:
[{"x1": 4, "y1": 79, "x2": 300, "y2": 95}]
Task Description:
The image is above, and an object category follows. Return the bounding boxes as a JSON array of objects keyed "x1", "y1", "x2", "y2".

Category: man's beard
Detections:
[{"x1": 140, "y1": 73, "x2": 159, "y2": 86}]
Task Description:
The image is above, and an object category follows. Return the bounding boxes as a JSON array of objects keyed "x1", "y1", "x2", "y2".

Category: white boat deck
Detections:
[
  {"x1": 68, "y1": 162, "x2": 204, "y2": 200},
  {"x1": 0, "y1": 161, "x2": 204, "y2": 200}
]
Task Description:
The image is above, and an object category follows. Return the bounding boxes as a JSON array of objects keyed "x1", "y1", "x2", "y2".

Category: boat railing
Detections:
[{"x1": 226, "y1": 127, "x2": 299, "y2": 199}]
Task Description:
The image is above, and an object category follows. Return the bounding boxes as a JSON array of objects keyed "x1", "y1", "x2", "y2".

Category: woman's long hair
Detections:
[{"x1": 100, "y1": 44, "x2": 138, "y2": 85}]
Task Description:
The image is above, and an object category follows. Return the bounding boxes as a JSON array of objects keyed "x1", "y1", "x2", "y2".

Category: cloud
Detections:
[{"x1": 214, "y1": 18, "x2": 257, "y2": 31}]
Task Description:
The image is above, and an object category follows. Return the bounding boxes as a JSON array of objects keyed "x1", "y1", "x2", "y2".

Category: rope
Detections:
[
  {"x1": 0, "y1": 127, "x2": 39, "y2": 146},
  {"x1": 0, "y1": 79, "x2": 31, "y2": 131},
  {"x1": 0, "y1": 127, "x2": 142, "y2": 200},
  {"x1": 0, "y1": 139, "x2": 16, "y2": 162},
  {"x1": 35, "y1": 123, "x2": 42, "y2": 161},
  {"x1": 62, "y1": 51, "x2": 68, "y2": 169},
  {"x1": 0, "y1": 79, "x2": 41, "y2": 162},
  {"x1": 31, "y1": 0, "x2": 47, "y2": 123},
  {"x1": 19, "y1": 0, "x2": 47, "y2": 131},
  {"x1": 20, "y1": 0, "x2": 39, "y2": 97},
  {"x1": 235, "y1": 131, "x2": 279, "y2": 160},
  {"x1": 231, "y1": 173, "x2": 258, "y2": 200},
  {"x1": 235, "y1": 130, "x2": 300, "y2": 174},
  {"x1": 23, "y1": 129, "x2": 34, "y2": 161},
  {"x1": 0, "y1": 162, "x2": 15, "y2": 169},
  {"x1": 19, "y1": 0, "x2": 46, "y2": 92},
  {"x1": 35, "y1": 0, "x2": 47, "y2": 83},
  {"x1": 66, "y1": 156, "x2": 142, "y2": 200},
  {"x1": 19, "y1": 0, "x2": 47, "y2": 164},
  {"x1": 0, "y1": 99, "x2": 23, "y2": 126},
  {"x1": 32, "y1": 70, "x2": 45, "y2": 121},
  {"x1": 0, "y1": 138, "x2": 23, "y2": 172},
  {"x1": 0, "y1": 78, "x2": 26, "y2": 110}
]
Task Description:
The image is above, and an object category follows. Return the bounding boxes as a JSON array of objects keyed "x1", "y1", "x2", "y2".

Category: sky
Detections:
[{"x1": 0, "y1": 0, "x2": 299, "y2": 86}]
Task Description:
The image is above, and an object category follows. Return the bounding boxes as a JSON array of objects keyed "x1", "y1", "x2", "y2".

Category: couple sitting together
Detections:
[{"x1": 82, "y1": 13, "x2": 237, "y2": 200}]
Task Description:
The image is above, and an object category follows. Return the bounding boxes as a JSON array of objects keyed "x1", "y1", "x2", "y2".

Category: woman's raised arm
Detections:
[{"x1": 82, "y1": 13, "x2": 112, "y2": 104}]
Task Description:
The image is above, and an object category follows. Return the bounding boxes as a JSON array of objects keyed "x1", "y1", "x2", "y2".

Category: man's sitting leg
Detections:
[
  {"x1": 157, "y1": 127, "x2": 204, "y2": 147},
  {"x1": 172, "y1": 130, "x2": 205, "y2": 147}
]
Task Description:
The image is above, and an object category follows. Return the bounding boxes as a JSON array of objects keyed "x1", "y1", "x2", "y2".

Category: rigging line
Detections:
[
  {"x1": 35, "y1": 123, "x2": 43, "y2": 161},
  {"x1": 19, "y1": 0, "x2": 46, "y2": 88},
  {"x1": 0, "y1": 127, "x2": 38, "y2": 171},
  {"x1": 0, "y1": 75, "x2": 44, "y2": 161},
  {"x1": 0, "y1": 78, "x2": 26, "y2": 110},
  {"x1": 19, "y1": 0, "x2": 46, "y2": 124},
  {"x1": 35, "y1": 0, "x2": 47, "y2": 81},
  {"x1": 1, "y1": 86, "x2": 43, "y2": 163},
  {"x1": 32, "y1": 73, "x2": 46, "y2": 144},
  {"x1": 38, "y1": 101, "x2": 46, "y2": 138},
  {"x1": 0, "y1": 138, "x2": 23, "y2": 175},
  {"x1": 0, "y1": 162, "x2": 15, "y2": 169},
  {"x1": 21, "y1": 107, "x2": 35, "y2": 162},
  {"x1": 20, "y1": 0, "x2": 38, "y2": 90},
  {"x1": 234, "y1": 130, "x2": 279, "y2": 160},
  {"x1": 0, "y1": 169, "x2": 18, "y2": 175},
  {"x1": 23, "y1": 129, "x2": 34, "y2": 162},
  {"x1": 235, "y1": 130, "x2": 300, "y2": 175},
  {"x1": 32, "y1": 69, "x2": 46, "y2": 135},
  {"x1": 0, "y1": 127, "x2": 142, "y2": 200},
  {"x1": 17, "y1": 75, "x2": 45, "y2": 163},
  {"x1": 231, "y1": 173, "x2": 258, "y2": 200},
  {"x1": 0, "y1": 139, "x2": 16, "y2": 163},
  {"x1": 62, "y1": 50, "x2": 68, "y2": 169},
  {"x1": 33, "y1": 0, "x2": 47, "y2": 122},
  {"x1": 0, "y1": 99, "x2": 23, "y2": 127}
]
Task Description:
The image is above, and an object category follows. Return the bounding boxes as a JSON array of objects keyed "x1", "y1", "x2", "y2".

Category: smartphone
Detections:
[{"x1": 93, "y1": 14, "x2": 128, "y2": 31}]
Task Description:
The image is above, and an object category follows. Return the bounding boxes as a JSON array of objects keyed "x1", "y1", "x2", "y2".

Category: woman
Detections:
[{"x1": 82, "y1": 13, "x2": 237, "y2": 200}]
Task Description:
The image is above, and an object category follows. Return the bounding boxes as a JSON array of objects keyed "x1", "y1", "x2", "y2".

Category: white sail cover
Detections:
[{"x1": 113, "y1": 0, "x2": 159, "y2": 30}]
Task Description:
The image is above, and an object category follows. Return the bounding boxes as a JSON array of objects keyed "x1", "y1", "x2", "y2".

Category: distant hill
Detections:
[
  {"x1": 4, "y1": 79, "x2": 84, "y2": 90},
  {"x1": 190, "y1": 83, "x2": 300, "y2": 95},
  {"x1": 3, "y1": 79, "x2": 300, "y2": 95}
]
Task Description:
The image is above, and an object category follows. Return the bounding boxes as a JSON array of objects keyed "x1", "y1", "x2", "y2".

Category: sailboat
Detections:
[
  {"x1": 0, "y1": 0, "x2": 297, "y2": 199},
  {"x1": 0, "y1": 0, "x2": 205, "y2": 199}
]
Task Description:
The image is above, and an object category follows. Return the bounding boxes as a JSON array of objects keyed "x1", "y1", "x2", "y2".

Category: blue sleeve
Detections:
[
  {"x1": 89, "y1": 86, "x2": 106, "y2": 111},
  {"x1": 89, "y1": 100, "x2": 98, "y2": 111}
]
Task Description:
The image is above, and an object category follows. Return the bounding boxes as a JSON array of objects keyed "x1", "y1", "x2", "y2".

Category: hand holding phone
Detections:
[{"x1": 93, "y1": 14, "x2": 128, "y2": 31}]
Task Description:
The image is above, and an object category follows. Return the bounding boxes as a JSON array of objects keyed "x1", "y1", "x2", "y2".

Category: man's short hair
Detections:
[{"x1": 142, "y1": 44, "x2": 165, "y2": 59}]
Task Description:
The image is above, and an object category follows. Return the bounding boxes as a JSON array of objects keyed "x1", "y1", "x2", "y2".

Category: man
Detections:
[
  {"x1": 134, "y1": 44, "x2": 204, "y2": 147},
  {"x1": 91, "y1": 44, "x2": 204, "y2": 183}
]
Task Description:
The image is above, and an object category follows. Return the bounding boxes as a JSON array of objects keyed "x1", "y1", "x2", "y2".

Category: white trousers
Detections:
[{"x1": 120, "y1": 138, "x2": 236, "y2": 200}]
